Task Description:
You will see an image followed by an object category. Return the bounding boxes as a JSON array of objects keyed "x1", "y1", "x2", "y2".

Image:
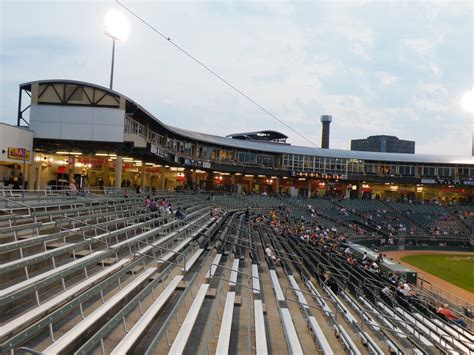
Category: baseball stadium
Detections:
[
  {"x1": 0, "y1": 78, "x2": 472, "y2": 354},
  {"x1": 1, "y1": 1, "x2": 474, "y2": 354}
]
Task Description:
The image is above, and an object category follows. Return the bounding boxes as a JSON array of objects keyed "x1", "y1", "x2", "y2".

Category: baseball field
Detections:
[{"x1": 401, "y1": 254, "x2": 474, "y2": 293}]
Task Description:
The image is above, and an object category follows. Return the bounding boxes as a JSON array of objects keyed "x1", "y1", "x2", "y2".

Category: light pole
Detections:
[{"x1": 105, "y1": 9, "x2": 129, "y2": 90}]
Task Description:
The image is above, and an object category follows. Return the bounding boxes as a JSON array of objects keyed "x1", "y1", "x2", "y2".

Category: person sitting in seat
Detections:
[
  {"x1": 380, "y1": 285, "x2": 394, "y2": 306},
  {"x1": 149, "y1": 199, "x2": 157, "y2": 212},
  {"x1": 175, "y1": 207, "x2": 185, "y2": 220},
  {"x1": 397, "y1": 282, "x2": 417, "y2": 302},
  {"x1": 323, "y1": 271, "x2": 339, "y2": 294},
  {"x1": 69, "y1": 179, "x2": 78, "y2": 195},
  {"x1": 437, "y1": 304, "x2": 467, "y2": 328},
  {"x1": 265, "y1": 244, "x2": 280, "y2": 265}
]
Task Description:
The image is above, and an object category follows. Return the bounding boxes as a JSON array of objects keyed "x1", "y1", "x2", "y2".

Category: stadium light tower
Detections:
[
  {"x1": 105, "y1": 9, "x2": 129, "y2": 90},
  {"x1": 461, "y1": 90, "x2": 474, "y2": 156}
]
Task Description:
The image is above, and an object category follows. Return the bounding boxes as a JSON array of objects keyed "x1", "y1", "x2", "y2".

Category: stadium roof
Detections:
[
  {"x1": 20, "y1": 79, "x2": 474, "y2": 166},
  {"x1": 226, "y1": 130, "x2": 288, "y2": 143}
]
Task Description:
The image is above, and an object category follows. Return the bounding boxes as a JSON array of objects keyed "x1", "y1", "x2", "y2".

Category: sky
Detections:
[{"x1": 1, "y1": 0, "x2": 473, "y2": 156}]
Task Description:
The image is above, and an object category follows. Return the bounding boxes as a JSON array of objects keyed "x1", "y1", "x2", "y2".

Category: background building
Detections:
[{"x1": 351, "y1": 135, "x2": 415, "y2": 154}]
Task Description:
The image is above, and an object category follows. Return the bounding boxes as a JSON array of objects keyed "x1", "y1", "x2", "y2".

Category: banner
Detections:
[{"x1": 8, "y1": 148, "x2": 30, "y2": 161}]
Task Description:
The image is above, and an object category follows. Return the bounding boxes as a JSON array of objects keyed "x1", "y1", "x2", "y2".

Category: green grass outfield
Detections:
[{"x1": 401, "y1": 254, "x2": 474, "y2": 293}]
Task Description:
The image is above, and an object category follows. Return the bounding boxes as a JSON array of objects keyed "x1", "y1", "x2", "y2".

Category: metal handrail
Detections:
[{"x1": 0, "y1": 196, "x2": 37, "y2": 216}]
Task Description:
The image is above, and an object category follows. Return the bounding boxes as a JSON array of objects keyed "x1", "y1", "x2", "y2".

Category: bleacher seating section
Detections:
[{"x1": 0, "y1": 190, "x2": 472, "y2": 354}]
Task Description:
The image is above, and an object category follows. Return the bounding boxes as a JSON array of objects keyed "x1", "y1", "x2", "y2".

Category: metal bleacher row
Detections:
[{"x1": 0, "y1": 191, "x2": 472, "y2": 354}]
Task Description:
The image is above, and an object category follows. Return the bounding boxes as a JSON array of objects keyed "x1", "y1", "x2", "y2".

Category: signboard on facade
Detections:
[
  {"x1": 290, "y1": 170, "x2": 341, "y2": 180},
  {"x1": 8, "y1": 148, "x2": 30, "y2": 161},
  {"x1": 184, "y1": 159, "x2": 211, "y2": 169},
  {"x1": 150, "y1": 144, "x2": 166, "y2": 158}
]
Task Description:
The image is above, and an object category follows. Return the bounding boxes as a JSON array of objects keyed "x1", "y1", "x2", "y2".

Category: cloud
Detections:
[
  {"x1": 0, "y1": 0, "x2": 472, "y2": 156},
  {"x1": 375, "y1": 71, "x2": 399, "y2": 85}
]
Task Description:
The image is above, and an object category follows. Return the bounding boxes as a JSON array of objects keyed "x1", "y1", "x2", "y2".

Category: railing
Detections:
[{"x1": 417, "y1": 277, "x2": 473, "y2": 329}]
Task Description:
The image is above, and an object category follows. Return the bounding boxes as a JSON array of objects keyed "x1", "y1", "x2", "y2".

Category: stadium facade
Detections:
[{"x1": 2, "y1": 79, "x2": 473, "y2": 201}]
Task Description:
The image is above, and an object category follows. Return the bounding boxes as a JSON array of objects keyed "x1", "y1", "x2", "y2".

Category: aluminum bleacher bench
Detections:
[
  {"x1": 280, "y1": 308, "x2": 304, "y2": 355},
  {"x1": 0, "y1": 250, "x2": 104, "y2": 299},
  {"x1": 252, "y1": 264, "x2": 260, "y2": 294},
  {"x1": 269, "y1": 270, "x2": 284, "y2": 301},
  {"x1": 288, "y1": 275, "x2": 333, "y2": 355},
  {"x1": 377, "y1": 302, "x2": 434, "y2": 348},
  {"x1": 169, "y1": 283, "x2": 210, "y2": 354},
  {"x1": 395, "y1": 307, "x2": 452, "y2": 351},
  {"x1": 156, "y1": 237, "x2": 192, "y2": 263},
  {"x1": 110, "y1": 275, "x2": 184, "y2": 355},
  {"x1": 216, "y1": 291, "x2": 236, "y2": 354},
  {"x1": 0, "y1": 259, "x2": 129, "y2": 340},
  {"x1": 432, "y1": 319, "x2": 474, "y2": 345},
  {"x1": 267, "y1": 269, "x2": 303, "y2": 355},
  {"x1": 42, "y1": 267, "x2": 156, "y2": 354},
  {"x1": 413, "y1": 312, "x2": 471, "y2": 354},
  {"x1": 229, "y1": 259, "x2": 239, "y2": 286},
  {"x1": 206, "y1": 253, "x2": 222, "y2": 279},
  {"x1": 306, "y1": 280, "x2": 362, "y2": 355},
  {"x1": 356, "y1": 296, "x2": 402, "y2": 337},
  {"x1": 324, "y1": 286, "x2": 358, "y2": 324},
  {"x1": 254, "y1": 300, "x2": 268, "y2": 355},
  {"x1": 182, "y1": 248, "x2": 204, "y2": 272}
]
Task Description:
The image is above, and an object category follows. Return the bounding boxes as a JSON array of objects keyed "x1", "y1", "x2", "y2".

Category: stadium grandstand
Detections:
[{"x1": 0, "y1": 79, "x2": 473, "y2": 354}]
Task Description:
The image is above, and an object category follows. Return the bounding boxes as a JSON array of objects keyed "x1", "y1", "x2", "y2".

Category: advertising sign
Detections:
[{"x1": 8, "y1": 148, "x2": 30, "y2": 161}]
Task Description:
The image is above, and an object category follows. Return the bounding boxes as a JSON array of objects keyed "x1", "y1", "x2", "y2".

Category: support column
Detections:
[
  {"x1": 161, "y1": 166, "x2": 167, "y2": 190},
  {"x1": 27, "y1": 163, "x2": 36, "y2": 190},
  {"x1": 115, "y1": 156, "x2": 123, "y2": 189},
  {"x1": 192, "y1": 170, "x2": 197, "y2": 189},
  {"x1": 230, "y1": 173, "x2": 236, "y2": 193},
  {"x1": 140, "y1": 163, "x2": 146, "y2": 190},
  {"x1": 275, "y1": 178, "x2": 280, "y2": 196},
  {"x1": 36, "y1": 164, "x2": 42, "y2": 190},
  {"x1": 307, "y1": 179, "x2": 312, "y2": 198},
  {"x1": 68, "y1": 156, "x2": 75, "y2": 182}
]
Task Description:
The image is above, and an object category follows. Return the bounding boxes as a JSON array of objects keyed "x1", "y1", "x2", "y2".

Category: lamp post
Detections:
[{"x1": 105, "y1": 9, "x2": 129, "y2": 90}]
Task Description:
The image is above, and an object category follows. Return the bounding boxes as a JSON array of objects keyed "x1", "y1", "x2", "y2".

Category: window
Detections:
[
  {"x1": 347, "y1": 159, "x2": 363, "y2": 174},
  {"x1": 437, "y1": 167, "x2": 453, "y2": 177},
  {"x1": 183, "y1": 142, "x2": 194, "y2": 156},
  {"x1": 304, "y1": 156, "x2": 313, "y2": 171},
  {"x1": 220, "y1": 149, "x2": 234, "y2": 161},
  {"x1": 282, "y1": 154, "x2": 291, "y2": 168},
  {"x1": 293, "y1": 155, "x2": 303, "y2": 170},
  {"x1": 399, "y1": 165, "x2": 415, "y2": 176},
  {"x1": 420, "y1": 166, "x2": 435, "y2": 177},
  {"x1": 236, "y1": 152, "x2": 257, "y2": 165},
  {"x1": 199, "y1": 146, "x2": 211, "y2": 159},
  {"x1": 364, "y1": 163, "x2": 377, "y2": 175}
]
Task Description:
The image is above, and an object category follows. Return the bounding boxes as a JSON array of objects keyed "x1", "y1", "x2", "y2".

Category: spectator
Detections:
[
  {"x1": 437, "y1": 304, "x2": 467, "y2": 328},
  {"x1": 362, "y1": 251, "x2": 368, "y2": 263},
  {"x1": 149, "y1": 199, "x2": 157, "y2": 212},
  {"x1": 175, "y1": 207, "x2": 185, "y2": 220},
  {"x1": 397, "y1": 282, "x2": 416, "y2": 302},
  {"x1": 265, "y1": 244, "x2": 280, "y2": 265},
  {"x1": 323, "y1": 271, "x2": 339, "y2": 294},
  {"x1": 69, "y1": 179, "x2": 78, "y2": 195}
]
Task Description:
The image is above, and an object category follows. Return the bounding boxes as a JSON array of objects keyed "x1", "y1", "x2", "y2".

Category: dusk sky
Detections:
[{"x1": 1, "y1": 0, "x2": 473, "y2": 155}]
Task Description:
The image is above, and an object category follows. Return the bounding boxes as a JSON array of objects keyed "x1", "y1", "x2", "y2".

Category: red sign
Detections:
[{"x1": 145, "y1": 167, "x2": 162, "y2": 173}]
